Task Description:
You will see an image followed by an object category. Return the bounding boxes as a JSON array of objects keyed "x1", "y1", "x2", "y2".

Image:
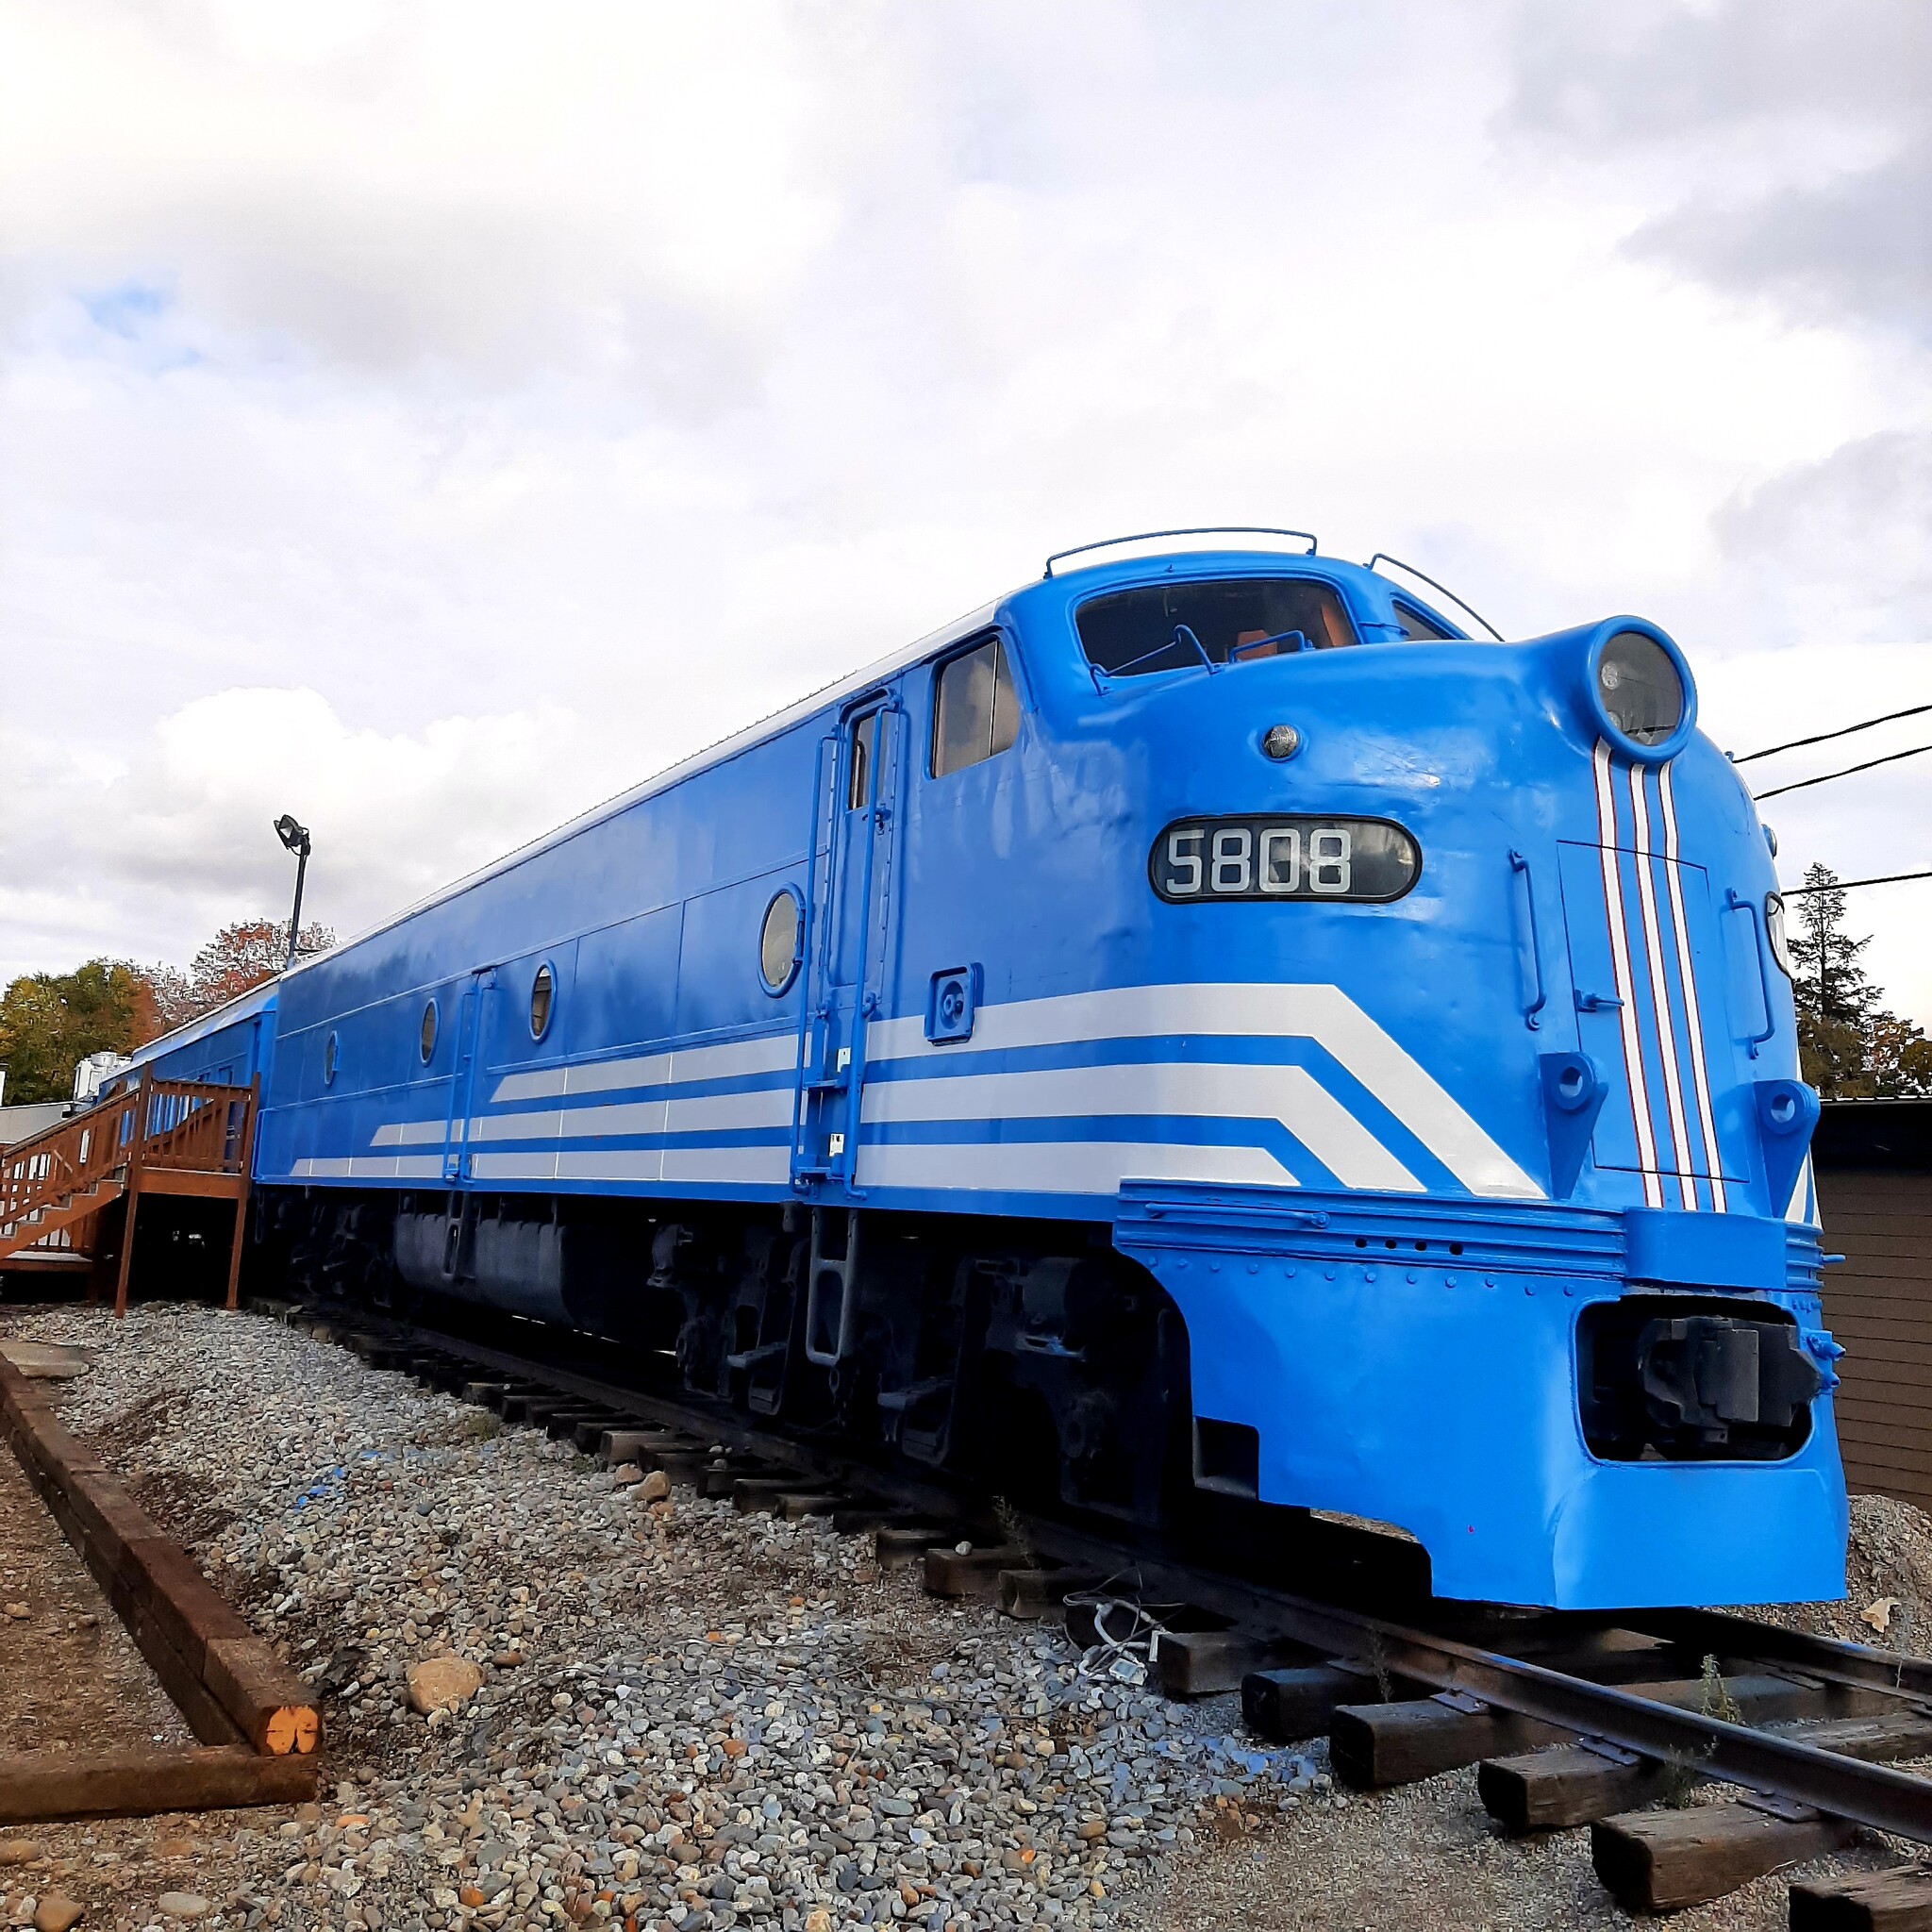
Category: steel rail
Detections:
[
  {"x1": 289, "y1": 1299, "x2": 1932, "y2": 1843},
  {"x1": 1021, "y1": 1517, "x2": 1932, "y2": 1842}
]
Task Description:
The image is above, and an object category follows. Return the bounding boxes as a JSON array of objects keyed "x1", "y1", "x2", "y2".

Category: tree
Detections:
[
  {"x1": 183, "y1": 919, "x2": 335, "y2": 1019},
  {"x1": 0, "y1": 960, "x2": 154, "y2": 1103},
  {"x1": 1789, "y1": 864, "x2": 1932, "y2": 1098},
  {"x1": 0, "y1": 918, "x2": 339, "y2": 1104}
]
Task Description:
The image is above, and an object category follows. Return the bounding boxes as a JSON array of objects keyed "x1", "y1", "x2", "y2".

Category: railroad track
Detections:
[{"x1": 269, "y1": 1294, "x2": 1932, "y2": 1927}]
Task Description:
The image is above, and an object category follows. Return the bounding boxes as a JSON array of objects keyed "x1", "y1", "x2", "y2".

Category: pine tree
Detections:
[{"x1": 1788, "y1": 863, "x2": 1932, "y2": 1097}]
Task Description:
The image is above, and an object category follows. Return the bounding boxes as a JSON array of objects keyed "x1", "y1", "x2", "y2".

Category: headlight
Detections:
[
  {"x1": 1766, "y1": 892, "x2": 1794, "y2": 978},
  {"x1": 1594, "y1": 631, "x2": 1684, "y2": 745}
]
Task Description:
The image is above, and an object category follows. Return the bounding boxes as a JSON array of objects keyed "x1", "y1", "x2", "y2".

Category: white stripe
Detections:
[
  {"x1": 288, "y1": 1154, "x2": 443, "y2": 1180},
  {"x1": 1594, "y1": 744, "x2": 1663, "y2": 1207},
  {"x1": 1786, "y1": 1154, "x2": 1814, "y2": 1224},
  {"x1": 522, "y1": 1146, "x2": 791, "y2": 1185},
  {"x1": 858, "y1": 1140, "x2": 1298, "y2": 1194},
  {"x1": 867, "y1": 984, "x2": 1541, "y2": 1200},
  {"x1": 663, "y1": 1088, "x2": 795, "y2": 1133},
  {"x1": 861, "y1": 1062, "x2": 1422, "y2": 1192},
  {"x1": 449, "y1": 1084, "x2": 792, "y2": 1149},
  {"x1": 491, "y1": 1032, "x2": 797, "y2": 1106},
  {"x1": 1627, "y1": 768, "x2": 1699, "y2": 1209},
  {"x1": 370, "y1": 1119, "x2": 447, "y2": 1148},
  {"x1": 469, "y1": 1151, "x2": 559, "y2": 1181},
  {"x1": 1658, "y1": 766, "x2": 1728, "y2": 1210},
  {"x1": 559, "y1": 1099, "x2": 668, "y2": 1139},
  {"x1": 471, "y1": 1109, "x2": 562, "y2": 1144},
  {"x1": 661, "y1": 1145, "x2": 791, "y2": 1184},
  {"x1": 556, "y1": 1150, "x2": 661, "y2": 1183}
]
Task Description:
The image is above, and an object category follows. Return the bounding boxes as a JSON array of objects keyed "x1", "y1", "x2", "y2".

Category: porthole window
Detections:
[
  {"x1": 760, "y1": 889, "x2": 803, "y2": 995},
  {"x1": 323, "y1": 1031, "x2": 339, "y2": 1086},
  {"x1": 420, "y1": 999, "x2": 439, "y2": 1064},
  {"x1": 529, "y1": 962, "x2": 556, "y2": 1041}
]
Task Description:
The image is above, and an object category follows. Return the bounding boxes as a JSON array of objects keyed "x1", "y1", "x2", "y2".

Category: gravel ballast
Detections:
[
  {"x1": 0, "y1": 1304, "x2": 1321, "y2": 1932},
  {"x1": 0, "y1": 1299, "x2": 1923, "y2": 1932}
]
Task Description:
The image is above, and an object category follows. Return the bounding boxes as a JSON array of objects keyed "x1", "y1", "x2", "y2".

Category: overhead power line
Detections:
[
  {"x1": 1779, "y1": 868, "x2": 1932, "y2": 897},
  {"x1": 1734, "y1": 701, "x2": 1932, "y2": 765},
  {"x1": 1753, "y1": 741, "x2": 1932, "y2": 801}
]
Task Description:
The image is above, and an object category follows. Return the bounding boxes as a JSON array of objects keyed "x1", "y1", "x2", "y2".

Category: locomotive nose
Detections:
[{"x1": 1575, "y1": 619, "x2": 1696, "y2": 761}]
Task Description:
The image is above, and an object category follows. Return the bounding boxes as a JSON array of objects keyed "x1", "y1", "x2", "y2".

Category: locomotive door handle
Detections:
[
  {"x1": 1509, "y1": 850, "x2": 1547, "y2": 1031},
  {"x1": 1725, "y1": 889, "x2": 1778, "y2": 1058}
]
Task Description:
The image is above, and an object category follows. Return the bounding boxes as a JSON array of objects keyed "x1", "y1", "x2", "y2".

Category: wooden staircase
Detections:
[{"x1": 0, "y1": 1071, "x2": 259, "y2": 1312}]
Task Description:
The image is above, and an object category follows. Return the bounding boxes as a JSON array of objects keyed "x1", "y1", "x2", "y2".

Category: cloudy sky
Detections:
[{"x1": 4, "y1": 1, "x2": 1930, "y2": 1017}]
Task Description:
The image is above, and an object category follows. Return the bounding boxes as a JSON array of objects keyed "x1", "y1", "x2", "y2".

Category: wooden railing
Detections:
[
  {"x1": 0, "y1": 1085, "x2": 141, "y2": 1239},
  {"x1": 0, "y1": 1072, "x2": 258, "y2": 1269}
]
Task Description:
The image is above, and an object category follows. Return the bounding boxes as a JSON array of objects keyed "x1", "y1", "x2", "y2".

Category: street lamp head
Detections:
[{"x1": 274, "y1": 814, "x2": 311, "y2": 858}]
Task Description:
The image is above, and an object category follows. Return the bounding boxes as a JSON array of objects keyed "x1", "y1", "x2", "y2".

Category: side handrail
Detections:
[
  {"x1": 1726, "y1": 889, "x2": 1779, "y2": 1058},
  {"x1": 1509, "y1": 850, "x2": 1548, "y2": 1031},
  {"x1": 789, "y1": 730, "x2": 839, "y2": 1182},
  {"x1": 841, "y1": 698, "x2": 904, "y2": 1196}
]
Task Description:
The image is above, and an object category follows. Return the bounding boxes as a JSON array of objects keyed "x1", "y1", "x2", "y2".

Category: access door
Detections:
[
  {"x1": 441, "y1": 967, "x2": 496, "y2": 1184},
  {"x1": 1557, "y1": 841, "x2": 1748, "y2": 1198},
  {"x1": 792, "y1": 690, "x2": 906, "y2": 1189}
]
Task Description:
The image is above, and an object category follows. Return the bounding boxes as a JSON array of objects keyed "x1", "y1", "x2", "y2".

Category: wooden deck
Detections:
[{"x1": 0, "y1": 1071, "x2": 258, "y2": 1312}]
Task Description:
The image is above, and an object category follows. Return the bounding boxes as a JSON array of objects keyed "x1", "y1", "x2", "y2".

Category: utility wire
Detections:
[
  {"x1": 1753, "y1": 741, "x2": 1932, "y2": 800},
  {"x1": 1734, "y1": 702, "x2": 1932, "y2": 765},
  {"x1": 1779, "y1": 868, "x2": 1932, "y2": 897}
]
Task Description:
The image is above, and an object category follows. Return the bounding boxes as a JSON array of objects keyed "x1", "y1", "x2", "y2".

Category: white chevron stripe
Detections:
[
  {"x1": 1627, "y1": 767, "x2": 1699, "y2": 1209},
  {"x1": 866, "y1": 983, "x2": 1541, "y2": 1199},
  {"x1": 1657, "y1": 766, "x2": 1729, "y2": 1210},
  {"x1": 1594, "y1": 744, "x2": 1664, "y2": 1207},
  {"x1": 491, "y1": 1031, "x2": 796, "y2": 1106},
  {"x1": 858, "y1": 1140, "x2": 1298, "y2": 1194},
  {"x1": 860, "y1": 1062, "x2": 1423, "y2": 1192}
]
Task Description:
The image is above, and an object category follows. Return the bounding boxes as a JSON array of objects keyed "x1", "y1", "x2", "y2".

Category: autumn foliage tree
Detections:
[
  {"x1": 0, "y1": 918, "x2": 335, "y2": 1105},
  {"x1": 0, "y1": 960, "x2": 157, "y2": 1104},
  {"x1": 187, "y1": 920, "x2": 333, "y2": 1011}
]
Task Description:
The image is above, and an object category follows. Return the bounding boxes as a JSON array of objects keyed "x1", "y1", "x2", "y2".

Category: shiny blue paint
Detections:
[{"x1": 218, "y1": 545, "x2": 1840, "y2": 1608}]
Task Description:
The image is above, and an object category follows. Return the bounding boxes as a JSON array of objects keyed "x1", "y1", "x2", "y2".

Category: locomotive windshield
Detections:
[{"x1": 1076, "y1": 576, "x2": 1357, "y2": 678}]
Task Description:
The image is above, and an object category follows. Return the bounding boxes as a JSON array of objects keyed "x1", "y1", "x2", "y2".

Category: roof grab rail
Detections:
[
  {"x1": 1044, "y1": 526, "x2": 1317, "y2": 578},
  {"x1": 1366, "y1": 552, "x2": 1506, "y2": 642}
]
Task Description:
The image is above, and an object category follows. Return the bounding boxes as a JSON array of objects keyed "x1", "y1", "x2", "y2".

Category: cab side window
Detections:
[
  {"x1": 1392, "y1": 599, "x2": 1457, "y2": 641},
  {"x1": 930, "y1": 636, "x2": 1019, "y2": 778},
  {"x1": 847, "y1": 710, "x2": 878, "y2": 808}
]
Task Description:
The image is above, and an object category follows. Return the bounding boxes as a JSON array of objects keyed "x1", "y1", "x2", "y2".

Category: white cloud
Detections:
[
  {"x1": 0, "y1": 687, "x2": 630, "y2": 972},
  {"x1": 2, "y1": 0, "x2": 1930, "y2": 1022}
]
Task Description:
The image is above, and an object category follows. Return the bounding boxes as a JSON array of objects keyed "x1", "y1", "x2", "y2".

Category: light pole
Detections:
[{"x1": 274, "y1": 815, "x2": 311, "y2": 968}]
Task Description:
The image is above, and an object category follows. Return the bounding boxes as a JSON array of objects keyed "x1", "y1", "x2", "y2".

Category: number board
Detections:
[{"x1": 1150, "y1": 815, "x2": 1421, "y2": 904}]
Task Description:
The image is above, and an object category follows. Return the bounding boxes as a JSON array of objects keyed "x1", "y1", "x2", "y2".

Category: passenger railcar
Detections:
[{"x1": 131, "y1": 533, "x2": 1846, "y2": 1610}]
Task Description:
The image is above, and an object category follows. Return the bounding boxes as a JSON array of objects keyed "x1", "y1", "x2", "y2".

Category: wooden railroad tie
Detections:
[
  {"x1": 0, "y1": 1355, "x2": 319, "y2": 1817},
  {"x1": 1330, "y1": 1670, "x2": 1876, "y2": 1791},
  {"x1": 1790, "y1": 1862, "x2": 1932, "y2": 1931},
  {"x1": 1481, "y1": 1710, "x2": 1932, "y2": 1835},
  {"x1": 0, "y1": 1746, "x2": 314, "y2": 1826},
  {"x1": 1593, "y1": 1801, "x2": 1857, "y2": 1914}
]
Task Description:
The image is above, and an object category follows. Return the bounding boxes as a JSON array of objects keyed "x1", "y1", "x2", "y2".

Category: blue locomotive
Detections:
[{"x1": 130, "y1": 532, "x2": 1845, "y2": 1611}]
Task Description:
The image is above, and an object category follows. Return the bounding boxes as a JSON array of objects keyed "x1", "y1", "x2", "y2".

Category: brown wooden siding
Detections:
[{"x1": 1817, "y1": 1168, "x2": 1932, "y2": 1513}]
